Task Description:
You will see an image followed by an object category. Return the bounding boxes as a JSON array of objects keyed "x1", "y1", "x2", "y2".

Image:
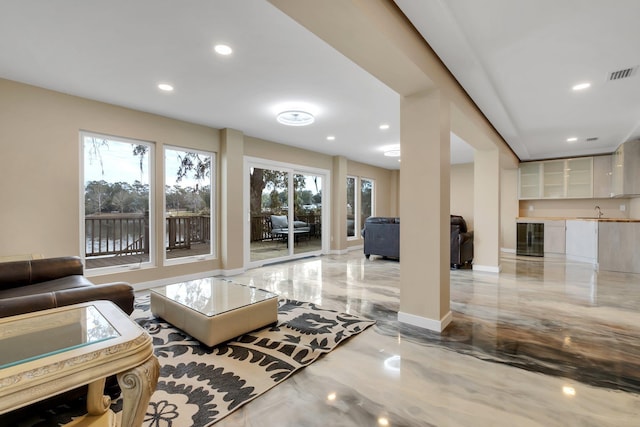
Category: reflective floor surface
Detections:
[{"x1": 218, "y1": 251, "x2": 640, "y2": 427}]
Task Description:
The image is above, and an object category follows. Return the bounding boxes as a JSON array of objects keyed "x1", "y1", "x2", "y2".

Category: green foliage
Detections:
[
  {"x1": 85, "y1": 180, "x2": 149, "y2": 215},
  {"x1": 176, "y1": 152, "x2": 211, "y2": 182}
]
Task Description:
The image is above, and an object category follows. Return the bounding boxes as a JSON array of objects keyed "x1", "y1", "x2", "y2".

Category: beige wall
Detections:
[
  {"x1": 501, "y1": 168, "x2": 519, "y2": 251},
  {"x1": 0, "y1": 79, "x2": 221, "y2": 285},
  {"x1": 450, "y1": 163, "x2": 519, "y2": 251},
  {"x1": 345, "y1": 160, "x2": 396, "y2": 248},
  {"x1": 244, "y1": 136, "x2": 334, "y2": 171},
  {"x1": 347, "y1": 160, "x2": 395, "y2": 218},
  {"x1": 0, "y1": 78, "x2": 398, "y2": 283},
  {"x1": 629, "y1": 197, "x2": 640, "y2": 218},
  {"x1": 450, "y1": 163, "x2": 474, "y2": 229},
  {"x1": 519, "y1": 198, "x2": 631, "y2": 219}
]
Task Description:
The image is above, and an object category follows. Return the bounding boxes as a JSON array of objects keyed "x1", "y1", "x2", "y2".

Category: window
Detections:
[
  {"x1": 81, "y1": 132, "x2": 153, "y2": 269},
  {"x1": 346, "y1": 176, "x2": 375, "y2": 240},
  {"x1": 360, "y1": 178, "x2": 374, "y2": 228},
  {"x1": 164, "y1": 147, "x2": 215, "y2": 262},
  {"x1": 346, "y1": 176, "x2": 357, "y2": 238}
]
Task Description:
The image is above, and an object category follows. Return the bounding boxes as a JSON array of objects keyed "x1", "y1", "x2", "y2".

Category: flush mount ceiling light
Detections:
[
  {"x1": 157, "y1": 83, "x2": 174, "y2": 92},
  {"x1": 567, "y1": 137, "x2": 578, "y2": 142},
  {"x1": 277, "y1": 110, "x2": 315, "y2": 126},
  {"x1": 214, "y1": 44, "x2": 233, "y2": 55},
  {"x1": 326, "y1": 135, "x2": 335, "y2": 141},
  {"x1": 572, "y1": 82, "x2": 591, "y2": 91},
  {"x1": 384, "y1": 150, "x2": 401, "y2": 157},
  {"x1": 379, "y1": 123, "x2": 390, "y2": 130}
]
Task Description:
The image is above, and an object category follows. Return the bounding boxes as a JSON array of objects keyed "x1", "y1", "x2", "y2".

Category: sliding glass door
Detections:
[
  {"x1": 246, "y1": 159, "x2": 326, "y2": 266},
  {"x1": 293, "y1": 173, "x2": 322, "y2": 256}
]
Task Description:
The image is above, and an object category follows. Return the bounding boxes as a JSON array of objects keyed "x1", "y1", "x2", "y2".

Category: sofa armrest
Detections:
[
  {"x1": 0, "y1": 256, "x2": 84, "y2": 290},
  {"x1": 56, "y1": 282, "x2": 135, "y2": 315},
  {"x1": 0, "y1": 293, "x2": 58, "y2": 318},
  {"x1": 31, "y1": 257, "x2": 84, "y2": 284},
  {"x1": 0, "y1": 282, "x2": 135, "y2": 318},
  {"x1": 457, "y1": 230, "x2": 474, "y2": 245}
]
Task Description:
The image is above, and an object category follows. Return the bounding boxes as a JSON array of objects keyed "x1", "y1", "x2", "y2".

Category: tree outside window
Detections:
[
  {"x1": 164, "y1": 147, "x2": 214, "y2": 261},
  {"x1": 82, "y1": 133, "x2": 152, "y2": 269},
  {"x1": 361, "y1": 178, "x2": 374, "y2": 229},
  {"x1": 346, "y1": 176, "x2": 356, "y2": 237}
]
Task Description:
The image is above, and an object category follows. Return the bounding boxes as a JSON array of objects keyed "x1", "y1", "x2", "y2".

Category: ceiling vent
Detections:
[
  {"x1": 586, "y1": 137, "x2": 599, "y2": 142},
  {"x1": 608, "y1": 66, "x2": 637, "y2": 81}
]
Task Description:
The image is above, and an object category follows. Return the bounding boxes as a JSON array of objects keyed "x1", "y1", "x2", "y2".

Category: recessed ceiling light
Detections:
[
  {"x1": 326, "y1": 135, "x2": 335, "y2": 141},
  {"x1": 572, "y1": 82, "x2": 591, "y2": 91},
  {"x1": 379, "y1": 123, "x2": 390, "y2": 130},
  {"x1": 276, "y1": 110, "x2": 315, "y2": 126},
  {"x1": 158, "y1": 83, "x2": 174, "y2": 92},
  {"x1": 214, "y1": 44, "x2": 233, "y2": 55},
  {"x1": 567, "y1": 137, "x2": 578, "y2": 142},
  {"x1": 384, "y1": 150, "x2": 401, "y2": 157}
]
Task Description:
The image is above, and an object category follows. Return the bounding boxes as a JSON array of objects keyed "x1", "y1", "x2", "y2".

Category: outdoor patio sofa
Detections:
[
  {"x1": 270, "y1": 215, "x2": 311, "y2": 237},
  {"x1": 0, "y1": 256, "x2": 134, "y2": 318}
]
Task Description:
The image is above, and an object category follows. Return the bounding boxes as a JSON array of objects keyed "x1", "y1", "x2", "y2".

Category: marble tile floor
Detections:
[{"x1": 217, "y1": 251, "x2": 640, "y2": 427}]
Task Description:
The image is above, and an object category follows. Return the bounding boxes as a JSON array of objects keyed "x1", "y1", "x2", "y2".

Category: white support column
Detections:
[
  {"x1": 473, "y1": 149, "x2": 501, "y2": 272},
  {"x1": 398, "y1": 89, "x2": 452, "y2": 332},
  {"x1": 220, "y1": 128, "x2": 244, "y2": 271}
]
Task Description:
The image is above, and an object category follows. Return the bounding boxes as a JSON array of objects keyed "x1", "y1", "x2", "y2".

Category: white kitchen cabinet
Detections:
[
  {"x1": 566, "y1": 157, "x2": 593, "y2": 198},
  {"x1": 543, "y1": 220, "x2": 566, "y2": 254},
  {"x1": 593, "y1": 155, "x2": 613, "y2": 198},
  {"x1": 518, "y1": 157, "x2": 594, "y2": 200},
  {"x1": 611, "y1": 140, "x2": 640, "y2": 197},
  {"x1": 518, "y1": 162, "x2": 541, "y2": 199},
  {"x1": 565, "y1": 220, "x2": 598, "y2": 264},
  {"x1": 542, "y1": 160, "x2": 564, "y2": 198}
]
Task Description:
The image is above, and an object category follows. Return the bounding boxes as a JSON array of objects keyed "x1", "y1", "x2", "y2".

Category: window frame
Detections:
[
  {"x1": 346, "y1": 175, "x2": 358, "y2": 240},
  {"x1": 163, "y1": 145, "x2": 216, "y2": 266},
  {"x1": 79, "y1": 131, "x2": 155, "y2": 274},
  {"x1": 360, "y1": 177, "x2": 375, "y2": 239}
]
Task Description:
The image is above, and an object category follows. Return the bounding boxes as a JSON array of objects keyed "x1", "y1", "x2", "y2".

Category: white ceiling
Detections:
[
  {"x1": 0, "y1": 0, "x2": 407, "y2": 169},
  {"x1": 395, "y1": 0, "x2": 640, "y2": 161},
  {"x1": 4, "y1": 2, "x2": 635, "y2": 169}
]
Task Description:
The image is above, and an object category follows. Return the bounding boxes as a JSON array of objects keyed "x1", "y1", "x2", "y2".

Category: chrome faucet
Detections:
[{"x1": 594, "y1": 206, "x2": 603, "y2": 219}]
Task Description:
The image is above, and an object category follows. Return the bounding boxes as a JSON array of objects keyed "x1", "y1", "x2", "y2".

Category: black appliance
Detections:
[{"x1": 516, "y1": 223, "x2": 544, "y2": 256}]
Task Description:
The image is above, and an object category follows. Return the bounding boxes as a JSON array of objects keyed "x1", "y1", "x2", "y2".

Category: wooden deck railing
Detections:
[
  {"x1": 85, "y1": 213, "x2": 210, "y2": 257},
  {"x1": 85, "y1": 213, "x2": 149, "y2": 257},
  {"x1": 166, "y1": 215, "x2": 210, "y2": 250}
]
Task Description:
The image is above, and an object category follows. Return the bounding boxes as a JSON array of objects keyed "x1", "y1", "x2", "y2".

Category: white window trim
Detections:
[
  {"x1": 163, "y1": 146, "x2": 217, "y2": 267},
  {"x1": 79, "y1": 130, "x2": 156, "y2": 275},
  {"x1": 347, "y1": 175, "x2": 359, "y2": 241},
  {"x1": 243, "y1": 156, "x2": 330, "y2": 269},
  {"x1": 360, "y1": 177, "x2": 375, "y2": 240}
]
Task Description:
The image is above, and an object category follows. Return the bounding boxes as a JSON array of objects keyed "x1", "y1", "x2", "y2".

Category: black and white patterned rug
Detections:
[
  {"x1": 5, "y1": 296, "x2": 375, "y2": 426},
  {"x1": 135, "y1": 296, "x2": 374, "y2": 425}
]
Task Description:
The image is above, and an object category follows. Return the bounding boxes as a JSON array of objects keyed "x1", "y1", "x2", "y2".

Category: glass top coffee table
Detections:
[
  {"x1": 0, "y1": 301, "x2": 159, "y2": 427},
  {"x1": 150, "y1": 278, "x2": 279, "y2": 347}
]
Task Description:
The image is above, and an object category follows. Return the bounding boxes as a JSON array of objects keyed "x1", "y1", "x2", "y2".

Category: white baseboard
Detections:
[
  {"x1": 329, "y1": 248, "x2": 349, "y2": 255},
  {"x1": 472, "y1": 264, "x2": 502, "y2": 273},
  {"x1": 398, "y1": 310, "x2": 452, "y2": 333},
  {"x1": 219, "y1": 267, "x2": 246, "y2": 277},
  {"x1": 501, "y1": 248, "x2": 516, "y2": 253}
]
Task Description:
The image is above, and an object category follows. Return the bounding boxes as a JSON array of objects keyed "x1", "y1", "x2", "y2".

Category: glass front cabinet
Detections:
[{"x1": 518, "y1": 157, "x2": 594, "y2": 200}]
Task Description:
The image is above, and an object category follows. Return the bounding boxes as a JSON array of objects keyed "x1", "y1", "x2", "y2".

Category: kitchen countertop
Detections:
[{"x1": 517, "y1": 217, "x2": 640, "y2": 223}]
